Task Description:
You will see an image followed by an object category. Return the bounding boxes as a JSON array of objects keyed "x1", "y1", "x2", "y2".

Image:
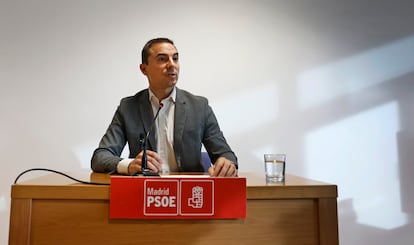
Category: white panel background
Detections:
[{"x1": 1, "y1": 0, "x2": 414, "y2": 244}]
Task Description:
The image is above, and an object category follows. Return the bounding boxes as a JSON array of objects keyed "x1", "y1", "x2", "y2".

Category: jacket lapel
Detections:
[
  {"x1": 174, "y1": 88, "x2": 186, "y2": 165},
  {"x1": 137, "y1": 90, "x2": 156, "y2": 150}
]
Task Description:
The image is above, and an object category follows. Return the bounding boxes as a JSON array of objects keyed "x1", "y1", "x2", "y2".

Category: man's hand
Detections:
[
  {"x1": 208, "y1": 157, "x2": 238, "y2": 177},
  {"x1": 128, "y1": 150, "x2": 162, "y2": 174}
]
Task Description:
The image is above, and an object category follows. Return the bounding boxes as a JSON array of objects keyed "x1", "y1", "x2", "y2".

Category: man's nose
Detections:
[{"x1": 167, "y1": 57, "x2": 178, "y2": 67}]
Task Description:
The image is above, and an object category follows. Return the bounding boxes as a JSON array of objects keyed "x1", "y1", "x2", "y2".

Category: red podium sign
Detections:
[{"x1": 110, "y1": 176, "x2": 246, "y2": 219}]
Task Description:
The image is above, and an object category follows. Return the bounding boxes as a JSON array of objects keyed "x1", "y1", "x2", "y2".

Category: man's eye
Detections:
[{"x1": 158, "y1": 57, "x2": 167, "y2": 62}]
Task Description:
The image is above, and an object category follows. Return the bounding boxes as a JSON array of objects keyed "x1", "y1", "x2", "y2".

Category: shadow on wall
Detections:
[
  {"x1": 340, "y1": 198, "x2": 414, "y2": 245},
  {"x1": 338, "y1": 77, "x2": 414, "y2": 245}
]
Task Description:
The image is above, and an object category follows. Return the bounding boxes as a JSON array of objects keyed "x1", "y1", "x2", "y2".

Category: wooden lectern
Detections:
[{"x1": 9, "y1": 171, "x2": 338, "y2": 245}]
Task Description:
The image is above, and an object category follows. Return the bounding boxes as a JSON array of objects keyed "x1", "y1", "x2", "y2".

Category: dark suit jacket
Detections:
[{"x1": 91, "y1": 87, "x2": 237, "y2": 173}]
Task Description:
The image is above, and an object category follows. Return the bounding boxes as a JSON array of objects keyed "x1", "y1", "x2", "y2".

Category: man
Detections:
[{"x1": 91, "y1": 38, "x2": 237, "y2": 177}]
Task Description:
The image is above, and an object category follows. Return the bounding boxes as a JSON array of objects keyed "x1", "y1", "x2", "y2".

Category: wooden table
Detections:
[{"x1": 9, "y1": 171, "x2": 338, "y2": 245}]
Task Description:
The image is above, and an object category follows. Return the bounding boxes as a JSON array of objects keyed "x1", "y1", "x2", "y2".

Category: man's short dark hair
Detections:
[{"x1": 141, "y1": 38, "x2": 175, "y2": 64}]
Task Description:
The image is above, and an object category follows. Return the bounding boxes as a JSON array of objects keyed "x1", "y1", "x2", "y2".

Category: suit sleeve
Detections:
[
  {"x1": 91, "y1": 105, "x2": 126, "y2": 173},
  {"x1": 202, "y1": 100, "x2": 238, "y2": 168}
]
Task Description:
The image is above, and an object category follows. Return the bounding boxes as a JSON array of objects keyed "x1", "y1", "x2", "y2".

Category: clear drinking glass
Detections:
[{"x1": 264, "y1": 154, "x2": 286, "y2": 182}]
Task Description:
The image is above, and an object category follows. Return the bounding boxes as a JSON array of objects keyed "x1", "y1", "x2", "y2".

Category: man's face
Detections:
[{"x1": 140, "y1": 42, "x2": 180, "y2": 92}]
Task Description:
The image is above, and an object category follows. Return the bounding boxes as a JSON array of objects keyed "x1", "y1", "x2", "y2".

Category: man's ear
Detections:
[{"x1": 139, "y1": 64, "x2": 147, "y2": 75}]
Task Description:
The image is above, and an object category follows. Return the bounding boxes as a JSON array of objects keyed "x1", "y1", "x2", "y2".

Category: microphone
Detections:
[{"x1": 133, "y1": 102, "x2": 163, "y2": 176}]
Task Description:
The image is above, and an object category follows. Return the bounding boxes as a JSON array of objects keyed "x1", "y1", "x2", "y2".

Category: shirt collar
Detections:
[{"x1": 148, "y1": 87, "x2": 177, "y2": 105}]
